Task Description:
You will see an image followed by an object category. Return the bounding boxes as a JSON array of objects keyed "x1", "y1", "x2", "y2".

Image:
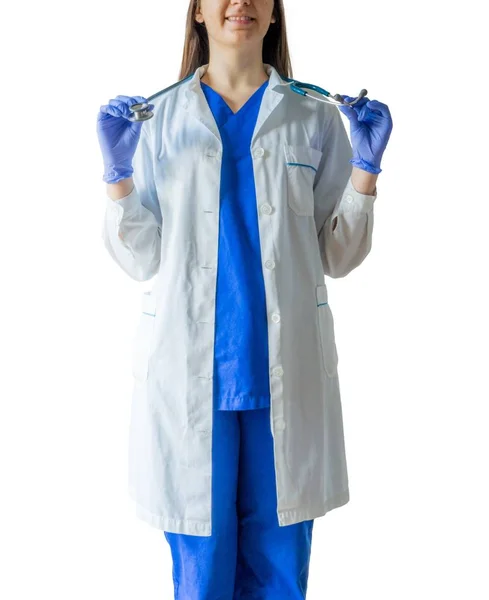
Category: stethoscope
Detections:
[{"x1": 128, "y1": 78, "x2": 368, "y2": 122}]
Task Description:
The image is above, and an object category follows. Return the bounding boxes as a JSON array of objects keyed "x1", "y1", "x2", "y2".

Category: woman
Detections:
[{"x1": 97, "y1": 0, "x2": 393, "y2": 597}]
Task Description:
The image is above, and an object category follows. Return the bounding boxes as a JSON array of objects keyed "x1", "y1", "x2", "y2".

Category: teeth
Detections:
[{"x1": 227, "y1": 17, "x2": 253, "y2": 21}]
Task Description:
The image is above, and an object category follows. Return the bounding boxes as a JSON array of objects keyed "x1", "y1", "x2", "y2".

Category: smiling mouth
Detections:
[{"x1": 226, "y1": 17, "x2": 256, "y2": 22}]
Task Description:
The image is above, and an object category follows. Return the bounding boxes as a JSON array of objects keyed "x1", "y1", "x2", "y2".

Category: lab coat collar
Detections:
[
  {"x1": 185, "y1": 62, "x2": 289, "y2": 92},
  {"x1": 183, "y1": 63, "x2": 288, "y2": 145}
]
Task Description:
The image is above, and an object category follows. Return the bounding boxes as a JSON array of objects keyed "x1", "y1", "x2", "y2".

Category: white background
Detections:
[{"x1": 1, "y1": 0, "x2": 488, "y2": 598}]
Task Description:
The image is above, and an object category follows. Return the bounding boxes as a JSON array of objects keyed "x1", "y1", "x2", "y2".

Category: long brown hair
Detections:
[{"x1": 178, "y1": 0, "x2": 293, "y2": 80}]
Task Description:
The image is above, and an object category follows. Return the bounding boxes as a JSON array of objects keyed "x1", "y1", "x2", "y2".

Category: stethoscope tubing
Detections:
[
  {"x1": 128, "y1": 79, "x2": 367, "y2": 122},
  {"x1": 282, "y1": 79, "x2": 367, "y2": 106}
]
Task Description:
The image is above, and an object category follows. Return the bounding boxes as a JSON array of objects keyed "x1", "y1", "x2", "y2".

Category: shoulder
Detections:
[
  {"x1": 140, "y1": 74, "x2": 192, "y2": 141},
  {"x1": 282, "y1": 76, "x2": 336, "y2": 124},
  {"x1": 148, "y1": 73, "x2": 193, "y2": 110}
]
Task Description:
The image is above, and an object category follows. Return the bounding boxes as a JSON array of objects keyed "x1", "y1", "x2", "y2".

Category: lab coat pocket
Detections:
[
  {"x1": 284, "y1": 144, "x2": 323, "y2": 216},
  {"x1": 131, "y1": 290, "x2": 157, "y2": 382},
  {"x1": 316, "y1": 284, "x2": 338, "y2": 377}
]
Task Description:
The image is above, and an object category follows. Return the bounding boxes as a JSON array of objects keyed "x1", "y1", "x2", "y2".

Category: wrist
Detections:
[
  {"x1": 350, "y1": 157, "x2": 382, "y2": 175},
  {"x1": 351, "y1": 166, "x2": 378, "y2": 195},
  {"x1": 103, "y1": 163, "x2": 134, "y2": 184}
]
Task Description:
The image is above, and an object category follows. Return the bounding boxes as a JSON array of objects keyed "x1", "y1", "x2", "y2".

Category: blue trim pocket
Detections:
[
  {"x1": 315, "y1": 284, "x2": 338, "y2": 377},
  {"x1": 284, "y1": 144, "x2": 323, "y2": 216}
]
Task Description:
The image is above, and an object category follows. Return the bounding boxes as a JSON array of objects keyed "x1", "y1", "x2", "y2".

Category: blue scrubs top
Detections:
[{"x1": 200, "y1": 79, "x2": 271, "y2": 411}]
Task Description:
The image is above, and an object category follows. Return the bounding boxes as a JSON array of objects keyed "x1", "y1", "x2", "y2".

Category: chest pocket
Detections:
[
  {"x1": 284, "y1": 144, "x2": 323, "y2": 216},
  {"x1": 131, "y1": 290, "x2": 157, "y2": 382},
  {"x1": 316, "y1": 284, "x2": 339, "y2": 377}
]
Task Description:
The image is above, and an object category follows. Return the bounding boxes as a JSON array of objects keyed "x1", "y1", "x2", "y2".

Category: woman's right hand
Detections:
[{"x1": 97, "y1": 95, "x2": 154, "y2": 184}]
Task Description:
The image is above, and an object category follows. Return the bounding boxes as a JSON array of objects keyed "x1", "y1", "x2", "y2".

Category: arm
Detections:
[
  {"x1": 313, "y1": 104, "x2": 378, "y2": 278},
  {"x1": 351, "y1": 167, "x2": 378, "y2": 196},
  {"x1": 107, "y1": 177, "x2": 135, "y2": 201},
  {"x1": 101, "y1": 124, "x2": 162, "y2": 282}
]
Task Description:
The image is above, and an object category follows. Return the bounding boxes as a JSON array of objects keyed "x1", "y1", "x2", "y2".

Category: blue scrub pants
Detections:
[{"x1": 163, "y1": 407, "x2": 314, "y2": 599}]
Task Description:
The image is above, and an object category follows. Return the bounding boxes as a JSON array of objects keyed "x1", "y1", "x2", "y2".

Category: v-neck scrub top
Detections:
[{"x1": 200, "y1": 79, "x2": 271, "y2": 411}]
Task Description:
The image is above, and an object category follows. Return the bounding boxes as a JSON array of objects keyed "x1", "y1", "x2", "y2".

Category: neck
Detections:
[{"x1": 201, "y1": 51, "x2": 268, "y2": 91}]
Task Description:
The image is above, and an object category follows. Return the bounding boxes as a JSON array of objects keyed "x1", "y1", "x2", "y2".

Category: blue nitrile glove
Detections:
[
  {"x1": 337, "y1": 96, "x2": 393, "y2": 175},
  {"x1": 96, "y1": 95, "x2": 154, "y2": 184}
]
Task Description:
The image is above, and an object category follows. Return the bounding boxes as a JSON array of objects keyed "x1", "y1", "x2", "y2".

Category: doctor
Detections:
[{"x1": 97, "y1": 0, "x2": 393, "y2": 597}]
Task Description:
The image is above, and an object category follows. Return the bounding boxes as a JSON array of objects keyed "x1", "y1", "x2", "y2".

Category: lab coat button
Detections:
[
  {"x1": 265, "y1": 259, "x2": 275, "y2": 270},
  {"x1": 346, "y1": 195, "x2": 353, "y2": 203},
  {"x1": 272, "y1": 366, "x2": 284, "y2": 377},
  {"x1": 253, "y1": 147, "x2": 265, "y2": 158},
  {"x1": 271, "y1": 312, "x2": 281, "y2": 323},
  {"x1": 260, "y1": 203, "x2": 272, "y2": 215}
]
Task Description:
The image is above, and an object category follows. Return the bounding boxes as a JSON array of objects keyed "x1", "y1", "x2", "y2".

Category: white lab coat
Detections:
[{"x1": 101, "y1": 63, "x2": 377, "y2": 535}]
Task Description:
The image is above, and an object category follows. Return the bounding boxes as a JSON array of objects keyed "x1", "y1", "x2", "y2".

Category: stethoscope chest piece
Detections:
[{"x1": 128, "y1": 102, "x2": 154, "y2": 122}]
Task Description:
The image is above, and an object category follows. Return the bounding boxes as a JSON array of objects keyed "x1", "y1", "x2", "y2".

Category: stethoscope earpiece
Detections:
[
  {"x1": 335, "y1": 88, "x2": 368, "y2": 105},
  {"x1": 341, "y1": 88, "x2": 368, "y2": 105}
]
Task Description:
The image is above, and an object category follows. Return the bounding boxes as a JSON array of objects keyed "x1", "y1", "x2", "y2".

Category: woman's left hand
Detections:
[{"x1": 338, "y1": 96, "x2": 393, "y2": 174}]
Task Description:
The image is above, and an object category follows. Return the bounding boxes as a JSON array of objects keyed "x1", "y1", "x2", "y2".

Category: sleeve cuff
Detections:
[
  {"x1": 338, "y1": 176, "x2": 377, "y2": 214},
  {"x1": 106, "y1": 184, "x2": 139, "y2": 214}
]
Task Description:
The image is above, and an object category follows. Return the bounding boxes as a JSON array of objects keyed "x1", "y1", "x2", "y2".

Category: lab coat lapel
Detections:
[
  {"x1": 182, "y1": 63, "x2": 288, "y2": 146},
  {"x1": 183, "y1": 65, "x2": 222, "y2": 144}
]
